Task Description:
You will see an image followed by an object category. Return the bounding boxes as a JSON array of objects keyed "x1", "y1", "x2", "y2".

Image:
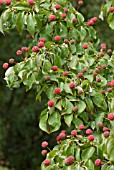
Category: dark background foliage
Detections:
[{"x1": 0, "y1": 0, "x2": 113, "y2": 169}]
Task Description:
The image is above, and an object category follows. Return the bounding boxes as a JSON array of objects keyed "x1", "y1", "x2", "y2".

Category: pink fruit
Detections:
[
  {"x1": 103, "y1": 127, "x2": 109, "y2": 132},
  {"x1": 108, "y1": 113, "x2": 114, "y2": 121},
  {"x1": 82, "y1": 68, "x2": 87, "y2": 72},
  {"x1": 99, "y1": 51, "x2": 104, "y2": 57},
  {"x1": 28, "y1": 0, "x2": 34, "y2": 5},
  {"x1": 103, "y1": 131, "x2": 110, "y2": 138},
  {"x1": 32, "y1": 46, "x2": 39, "y2": 52},
  {"x1": 63, "y1": 8, "x2": 68, "y2": 13},
  {"x1": 107, "y1": 88, "x2": 112, "y2": 92},
  {"x1": 92, "y1": 17, "x2": 98, "y2": 22},
  {"x1": 82, "y1": 43, "x2": 88, "y2": 49},
  {"x1": 96, "y1": 77, "x2": 101, "y2": 82},
  {"x1": 38, "y1": 41, "x2": 44, "y2": 48},
  {"x1": 64, "y1": 39, "x2": 68, "y2": 44},
  {"x1": 78, "y1": 0, "x2": 83, "y2": 5},
  {"x1": 3, "y1": 63, "x2": 9, "y2": 69},
  {"x1": 41, "y1": 141, "x2": 48, "y2": 148},
  {"x1": 61, "y1": 13, "x2": 66, "y2": 18},
  {"x1": 54, "y1": 36, "x2": 61, "y2": 42},
  {"x1": 72, "y1": 18, "x2": 77, "y2": 23},
  {"x1": 86, "y1": 129, "x2": 92, "y2": 135},
  {"x1": 77, "y1": 73, "x2": 83, "y2": 78},
  {"x1": 9, "y1": 58, "x2": 14, "y2": 64},
  {"x1": 40, "y1": 38, "x2": 45, "y2": 42},
  {"x1": 79, "y1": 125, "x2": 85, "y2": 130},
  {"x1": 55, "y1": 4, "x2": 60, "y2": 10},
  {"x1": 21, "y1": 47, "x2": 29, "y2": 52},
  {"x1": 16, "y1": 50, "x2": 22, "y2": 56},
  {"x1": 78, "y1": 89, "x2": 83, "y2": 94},
  {"x1": 94, "y1": 159, "x2": 101, "y2": 166},
  {"x1": 41, "y1": 150, "x2": 47, "y2": 156},
  {"x1": 48, "y1": 100, "x2": 54, "y2": 107},
  {"x1": 110, "y1": 7, "x2": 114, "y2": 12},
  {"x1": 62, "y1": 71, "x2": 68, "y2": 76},
  {"x1": 101, "y1": 90, "x2": 105, "y2": 94},
  {"x1": 101, "y1": 64, "x2": 106, "y2": 69},
  {"x1": 107, "y1": 49, "x2": 112, "y2": 54},
  {"x1": 88, "y1": 19, "x2": 94, "y2": 26},
  {"x1": 59, "y1": 132, "x2": 66, "y2": 139},
  {"x1": 88, "y1": 135, "x2": 95, "y2": 141},
  {"x1": 6, "y1": 0, "x2": 12, "y2": 5},
  {"x1": 44, "y1": 159, "x2": 50, "y2": 166},
  {"x1": 61, "y1": 130, "x2": 66, "y2": 134},
  {"x1": 97, "y1": 122, "x2": 103, "y2": 128},
  {"x1": 70, "y1": 39, "x2": 75, "y2": 44},
  {"x1": 54, "y1": 88, "x2": 61, "y2": 94},
  {"x1": 56, "y1": 135, "x2": 61, "y2": 141},
  {"x1": 71, "y1": 130, "x2": 77, "y2": 136},
  {"x1": 69, "y1": 82, "x2": 75, "y2": 89},
  {"x1": 52, "y1": 66, "x2": 58, "y2": 71},
  {"x1": 50, "y1": 15, "x2": 56, "y2": 21},
  {"x1": 66, "y1": 156, "x2": 74, "y2": 165},
  {"x1": 0, "y1": 0, "x2": 3, "y2": 5},
  {"x1": 73, "y1": 106, "x2": 78, "y2": 112},
  {"x1": 45, "y1": 75, "x2": 50, "y2": 80},
  {"x1": 93, "y1": 71, "x2": 97, "y2": 77},
  {"x1": 110, "y1": 80, "x2": 114, "y2": 87},
  {"x1": 100, "y1": 43, "x2": 106, "y2": 50}
]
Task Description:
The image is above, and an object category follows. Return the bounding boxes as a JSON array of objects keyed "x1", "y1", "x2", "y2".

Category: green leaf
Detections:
[
  {"x1": 77, "y1": 100, "x2": 86, "y2": 114},
  {"x1": 0, "y1": 17, "x2": 4, "y2": 34},
  {"x1": 16, "y1": 12, "x2": 25, "y2": 35},
  {"x1": 39, "y1": 109, "x2": 49, "y2": 133},
  {"x1": 81, "y1": 147, "x2": 95, "y2": 161},
  {"x1": 75, "y1": 148, "x2": 81, "y2": 161},
  {"x1": 85, "y1": 97, "x2": 94, "y2": 112},
  {"x1": 73, "y1": 117, "x2": 83, "y2": 127},
  {"x1": 66, "y1": 100, "x2": 74, "y2": 114},
  {"x1": 76, "y1": 12, "x2": 84, "y2": 23},
  {"x1": 64, "y1": 114, "x2": 73, "y2": 127},
  {"x1": 108, "y1": 13, "x2": 114, "y2": 29},
  {"x1": 101, "y1": 164, "x2": 108, "y2": 170},
  {"x1": 43, "y1": 60, "x2": 52, "y2": 72},
  {"x1": 85, "y1": 159, "x2": 94, "y2": 170},
  {"x1": 27, "y1": 13, "x2": 36, "y2": 36},
  {"x1": 64, "y1": 84, "x2": 73, "y2": 94},
  {"x1": 109, "y1": 148, "x2": 114, "y2": 164},
  {"x1": 54, "y1": 55, "x2": 62, "y2": 68}
]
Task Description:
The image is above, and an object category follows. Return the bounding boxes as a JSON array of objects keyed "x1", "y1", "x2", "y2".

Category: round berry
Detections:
[
  {"x1": 101, "y1": 90, "x2": 105, "y2": 94},
  {"x1": 52, "y1": 66, "x2": 58, "y2": 71},
  {"x1": 69, "y1": 82, "x2": 75, "y2": 89},
  {"x1": 73, "y1": 106, "x2": 78, "y2": 112},
  {"x1": 61, "y1": 13, "x2": 66, "y2": 18},
  {"x1": 107, "y1": 49, "x2": 112, "y2": 54},
  {"x1": 45, "y1": 75, "x2": 50, "y2": 80},
  {"x1": 71, "y1": 130, "x2": 77, "y2": 136},
  {"x1": 88, "y1": 19, "x2": 94, "y2": 26},
  {"x1": 56, "y1": 135, "x2": 61, "y2": 141},
  {"x1": 92, "y1": 17, "x2": 98, "y2": 22},
  {"x1": 97, "y1": 122, "x2": 103, "y2": 128},
  {"x1": 82, "y1": 43, "x2": 88, "y2": 49},
  {"x1": 99, "y1": 51, "x2": 104, "y2": 57},
  {"x1": 82, "y1": 68, "x2": 87, "y2": 72},
  {"x1": 48, "y1": 100, "x2": 54, "y2": 107},
  {"x1": 79, "y1": 125, "x2": 85, "y2": 130},
  {"x1": 78, "y1": 0, "x2": 83, "y2": 5},
  {"x1": 3, "y1": 63, "x2": 9, "y2": 69},
  {"x1": 103, "y1": 131, "x2": 110, "y2": 138},
  {"x1": 50, "y1": 15, "x2": 56, "y2": 21},
  {"x1": 94, "y1": 159, "x2": 101, "y2": 166},
  {"x1": 32, "y1": 46, "x2": 39, "y2": 52},
  {"x1": 41, "y1": 150, "x2": 48, "y2": 156},
  {"x1": 28, "y1": 0, "x2": 34, "y2": 5},
  {"x1": 40, "y1": 38, "x2": 45, "y2": 42},
  {"x1": 16, "y1": 50, "x2": 22, "y2": 56},
  {"x1": 21, "y1": 47, "x2": 29, "y2": 52},
  {"x1": 64, "y1": 39, "x2": 68, "y2": 44},
  {"x1": 108, "y1": 113, "x2": 114, "y2": 121},
  {"x1": 63, "y1": 8, "x2": 68, "y2": 13},
  {"x1": 41, "y1": 141, "x2": 48, "y2": 148},
  {"x1": 111, "y1": 80, "x2": 114, "y2": 87},
  {"x1": 78, "y1": 89, "x2": 83, "y2": 94},
  {"x1": 62, "y1": 71, "x2": 68, "y2": 76},
  {"x1": 44, "y1": 159, "x2": 50, "y2": 166},
  {"x1": 86, "y1": 129, "x2": 92, "y2": 135},
  {"x1": 96, "y1": 77, "x2": 101, "y2": 82},
  {"x1": 88, "y1": 135, "x2": 95, "y2": 141},
  {"x1": 9, "y1": 58, "x2": 14, "y2": 64},
  {"x1": 54, "y1": 36, "x2": 61, "y2": 42},
  {"x1": 77, "y1": 73, "x2": 84, "y2": 78},
  {"x1": 66, "y1": 156, "x2": 74, "y2": 165},
  {"x1": 70, "y1": 39, "x2": 75, "y2": 44},
  {"x1": 38, "y1": 41, "x2": 44, "y2": 48},
  {"x1": 107, "y1": 88, "x2": 112, "y2": 92},
  {"x1": 59, "y1": 132, "x2": 66, "y2": 140},
  {"x1": 100, "y1": 43, "x2": 106, "y2": 50},
  {"x1": 0, "y1": 0, "x2": 3, "y2": 5},
  {"x1": 110, "y1": 7, "x2": 114, "y2": 12},
  {"x1": 72, "y1": 18, "x2": 77, "y2": 23},
  {"x1": 103, "y1": 127, "x2": 109, "y2": 132},
  {"x1": 54, "y1": 88, "x2": 61, "y2": 94},
  {"x1": 6, "y1": 0, "x2": 12, "y2": 5},
  {"x1": 55, "y1": 4, "x2": 60, "y2": 10}
]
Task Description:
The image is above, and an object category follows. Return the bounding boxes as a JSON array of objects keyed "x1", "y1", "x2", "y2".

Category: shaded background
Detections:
[{"x1": 0, "y1": 0, "x2": 114, "y2": 169}]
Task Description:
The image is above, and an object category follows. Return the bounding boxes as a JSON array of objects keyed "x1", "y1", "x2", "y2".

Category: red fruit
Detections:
[
  {"x1": 101, "y1": 90, "x2": 105, "y2": 94},
  {"x1": 56, "y1": 135, "x2": 61, "y2": 142},
  {"x1": 41, "y1": 141, "x2": 48, "y2": 148},
  {"x1": 78, "y1": 0, "x2": 83, "y2": 5},
  {"x1": 92, "y1": 17, "x2": 98, "y2": 22},
  {"x1": 100, "y1": 43, "x2": 106, "y2": 50},
  {"x1": 21, "y1": 47, "x2": 29, "y2": 52},
  {"x1": 110, "y1": 7, "x2": 114, "y2": 12},
  {"x1": 9, "y1": 58, "x2": 14, "y2": 64},
  {"x1": 88, "y1": 19, "x2": 94, "y2": 26},
  {"x1": 111, "y1": 80, "x2": 114, "y2": 87},
  {"x1": 3, "y1": 63, "x2": 9, "y2": 69},
  {"x1": 96, "y1": 77, "x2": 101, "y2": 82},
  {"x1": 71, "y1": 130, "x2": 77, "y2": 136},
  {"x1": 97, "y1": 66, "x2": 101, "y2": 70},
  {"x1": 32, "y1": 46, "x2": 39, "y2": 52},
  {"x1": 69, "y1": 82, "x2": 75, "y2": 89},
  {"x1": 101, "y1": 64, "x2": 106, "y2": 69},
  {"x1": 88, "y1": 135, "x2": 95, "y2": 141},
  {"x1": 73, "y1": 106, "x2": 78, "y2": 112},
  {"x1": 93, "y1": 71, "x2": 97, "y2": 77},
  {"x1": 66, "y1": 156, "x2": 74, "y2": 165},
  {"x1": 50, "y1": 15, "x2": 56, "y2": 21},
  {"x1": 61, "y1": 130, "x2": 66, "y2": 134},
  {"x1": 44, "y1": 159, "x2": 50, "y2": 166},
  {"x1": 54, "y1": 36, "x2": 61, "y2": 42},
  {"x1": 52, "y1": 66, "x2": 58, "y2": 71},
  {"x1": 77, "y1": 73, "x2": 83, "y2": 78},
  {"x1": 107, "y1": 88, "x2": 112, "y2": 92},
  {"x1": 79, "y1": 125, "x2": 85, "y2": 130},
  {"x1": 70, "y1": 39, "x2": 75, "y2": 44},
  {"x1": 103, "y1": 131, "x2": 110, "y2": 138},
  {"x1": 86, "y1": 129, "x2": 92, "y2": 135},
  {"x1": 107, "y1": 82, "x2": 111, "y2": 86},
  {"x1": 0, "y1": 0, "x2": 3, "y2": 5},
  {"x1": 48, "y1": 100, "x2": 54, "y2": 107},
  {"x1": 38, "y1": 41, "x2": 44, "y2": 48},
  {"x1": 103, "y1": 127, "x2": 109, "y2": 132},
  {"x1": 95, "y1": 68, "x2": 100, "y2": 73},
  {"x1": 55, "y1": 4, "x2": 60, "y2": 10},
  {"x1": 64, "y1": 39, "x2": 68, "y2": 44},
  {"x1": 41, "y1": 150, "x2": 48, "y2": 156},
  {"x1": 94, "y1": 159, "x2": 101, "y2": 166},
  {"x1": 28, "y1": 0, "x2": 34, "y2": 5},
  {"x1": 45, "y1": 75, "x2": 50, "y2": 80},
  {"x1": 63, "y1": 8, "x2": 68, "y2": 13},
  {"x1": 59, "y1": 132, "x2": 66, "y2": 140},
  {"x1": 40, "y1": 38, "x2": 45, "y2": 42},
  {"x1": 62, "y1": 71, "x2": 68, "y2": 76},
  {"x1": 97, "y1": 122, "x2": 103, "y2": 128},
  {"x1": 72, "y1": 18, "x2": 77, "y2": 23},
  {"x1": 99, "y1": 51, "x2": 104, "y2": 57},
  {"x1": 61, "y1": 13, "x2": 66, "y2": 18},
  {"x1": 6, "y1": 0, "x2": 12, "y2": 5},
  {"x1": 107, "y1": 49, "x2": 112, "y2": 54},
  {"x1": 108, "y1": 113, "x2": 114, "y2": 121},
  {"x1": 78, "y1": 89, "x2": 83, "y2": 94},
  {"x1": 82, "y1": 68, "x2": 87, "y2": 72},
  {"x1": 16, "y1": 50, "x2": 22, "y2": 56},
  {"x1": 54, "y1": 88, "x2": 61, "y2": 94},
  {"x1": 82, "y1": 43, "x2": 88, "y2": 49}
]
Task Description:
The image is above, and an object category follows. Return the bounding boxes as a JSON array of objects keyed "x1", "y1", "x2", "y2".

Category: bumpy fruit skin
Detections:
[
  {"x1": 79, "y1": 125, "x2": 85, "y2": 130},
  {"x1": 86, "y1": 129, "x2": 92, "y2": 135},
  {"x1": 38, "y1": 41, "x2": 44, "y2": 48},
  {"x1": 103, "y1": 127, "x2": 109, "y2": 132},
  {"x1": 64, "y1": 39, "x2": 68, "y2": 44},
  {"x1": 9, "y1": 58, "x2": 14, "y2": 64},
  {"x1": 78, "y1": 89, "x2": 83, "y2": 94},
  {"x1": 61, "y1": 13, "x2": 66, "y2": 18},
  {"x1": 63, "y1": 8, "x2": 68, "y2": 13},
  {"x1": 54, "y1": 36, "x2": 61, "y2": 42},
  {"x1": 82, "y1": 68, "x2": 87, "y2": 72},
  {"x1": 45, "y1": 75, "x2": 50, "y2": 80},
  {"x1": 32, "y1": 46, "x2": 39, "y2": 52},
  {"x1": 41, "y1": 150, "x2": 47, "y2": 156},
  {"x1": 50, "y1": 15, "x2": 56, "y2": 21},
  {"x1": 54, "y1": 88, "x2": 61, "y2": 94},
  {"x1": 0, "y1": 0, "x2": 3, "y2": 5},
  {"x1": 52, "y1": 66, "x2": 58, "y2": 71},
  {"x1": 107, "y1": 49, "x2": 112, "y2": 54},
  {"x1": 3, "y1": 63, "x2": 9, "y2": 69},
  {"x1": 69, "y1": 82, "x2": 75, "y2": 89},
  {"x1": 107, "y1": 88, "x2": 112, "y2": 92},
  {"x1": 97, "y1": 122, "x2": 103, "y2": 128},
  {"x1": 66, "y1": 156, "x2": 74, "y2": 165},
  {"x1": 28, "y1": 0, "x2": 34, "y2": 5},
  {"x1": 62, "y1": 71, "x2": 68, "y2": 76},
  {"x1": 70, "y1": 39, "x2": 75, "y2": 44},
  {"x1": 61, "y1": 130, "x2": 66, "y2": 134},
  {"x1": 94, "y1": 159, "x2": 101, "y2": 166},
  {"x1": 77, "y1": 73, "x2": 83, "y2": 78},
  {"x1": 48, "y1": 100, "x2": 54, "y2": 107},
  {"x1": 40, "y1": 38, "x2": 45, "y2": 42},
  {"x1": 88, "y1": 135, "x2": 95, "y2": 141},
  {"x1": 6, "y1": 0, "x2": 12, "y2": 5},
  {"x1": 73, "y1": 106, "x2": 78, "y2": 112},
  {"x1": 56, "y1": 135, "x2": 61, "y2": 141},
  {"x1": 101, "y1": 64, "x2": 106, "y2": 69},
  {"x1": 82, "y1": 43, "x2": 88, "y2": 49},
  {"x1": 110, "y1": 7, "x2": 114, "y2": 12},
  {"x1": 72, "y1": 18, "x2": 77, "y2": 23},
  {"x1": 100, "y1": 43, "x2": 106, "y2": 50},
  {"x1": 21, "y1": 47, "x2": 29, "y2": 52},
  {"x1": 99, "y1": 51, "x2": 104, "y2": 57},
  {"x1": 111, "y1": 80, "x2": 114, "y2": 87},
  {"x1": 96, "y1": 77, "x2": 101, "y2": 82},
  {"x1": 78, "y1": 0, "x2": 83, "y2": 5},
  {"x1": 92, "y1": 17, "x2": 98, "y2": 22},
  {"x1": 55, "y1": 4, "x2": 60, "y2": 10},
  {"x1": 71, "y1": 130, "x2": 77, "y2": 136},
  {"x1": 103, "y1": 131, "x2": 110, "y2": 138},
  {"x1": 59, "y1": 132, "x2": 66, "y2": 139},
  {"x1": 101, "y1": 90, "x2": 105, "y2": 94},
  {"x1": 88, "y1": 19, "x2": 94, "y2": 26},
  {"x1": 41, "y1": 141, "x2": 48, "y2": 148},
  {"x1": 44, "y1": 159, "x2": 50, "y2": 166},
  {"x1": 108, "y1": 113, "x2": 114, "y2": 121},
  {"x1": 16, "y1": 50, "x2": 22, "y2": 56}
]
